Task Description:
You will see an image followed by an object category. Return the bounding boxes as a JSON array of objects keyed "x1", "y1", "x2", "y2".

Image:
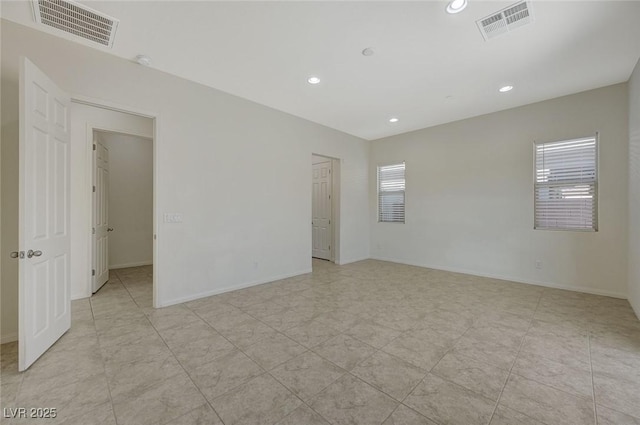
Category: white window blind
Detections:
[
  {"x1": 534, "y1": 136, "x2": 598, "y2": 231},
  {"x1": 378, "y1": 162, "x2": 405, "y2": 223}
]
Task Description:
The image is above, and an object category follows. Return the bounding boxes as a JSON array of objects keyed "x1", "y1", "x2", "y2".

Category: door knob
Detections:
[
  {"x1": 107, "y1": 228, "x2": 114, "y2": 232},
  {"x1": 27, "y1": 250, "x2": 42, "y2": 258}
]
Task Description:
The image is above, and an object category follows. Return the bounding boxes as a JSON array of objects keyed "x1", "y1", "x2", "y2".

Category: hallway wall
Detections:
[{"x1": 96, "y1": 132, "x2": 153, "y2": 269}]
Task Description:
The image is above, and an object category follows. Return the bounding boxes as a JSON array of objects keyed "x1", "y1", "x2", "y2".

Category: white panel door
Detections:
[
  {"x1": 19, "y1": 58, "x2": 71, "y2": 371},
  {"x1": 312, "y1": 161, "x2": 332, "y2": 260},
  {"x1": 92, "y1": 139, "x2": 110, "y2": 292}
]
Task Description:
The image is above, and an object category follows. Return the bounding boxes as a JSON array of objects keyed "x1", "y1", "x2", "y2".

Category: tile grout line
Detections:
[
  {"x1": 486, "y1": 288, "x2": 544, "y2": 424},
  {"x1": 75, "y1": 262, "x2": 636, "y2": 425},
  {"x1": 151, "y1": 348, "x2": 230, "y2": 425},
  {"x1": 117, "y1": 269, "x2": 139, "y2": 308},
  {"x1": 186, "y1": 292, "x2": 347, "y2": 411},
  {"x1": 184, "y1": 292, "x2": 357, "y2": 418},
  {"x1": 505, "y1": 368, "x2": 596, "y2": 402},
  {"x1": 337, "y1": 314, "x2": 477, "y2": 425},
  {"x1": 213, "y1": 277, "x2": 574, "y2": 425},
  {"x1": 152, "y1": 308, "x2": 255, "y2": 425},
  {"x1": 237, "y1": 271, "x2": 604, "y2": 424},
  {"x1": 204, "y1": 286, "x2": 403, "y2": 386},
  {"x1": 344, "y1": 370, "x2": 441, "y2": 425},
  {"x1": 400, "y1": 325, "x2": 484, "y2": 425},
  {"x1": 265, "y1": 361, "x2": 334, "y2": 424},
  {"x1": 103, "y1": 268, "x2": 226, "y2": 425},
  {"x1": 399, "y1": 323, "x2": 473, "y2": 402},
  {"x1": 243, "y1": 292, "x2": 391, "y2": 424},
  {"x1": 257, "y1": 320, "x2": 418, "y2": 424},
  {"x1": 118, "y1": 269, "x2": 152, "y2": 310},
  {"x1": 267, "y1": 329, "x2": 381, "y2": 424},
  {"x1": 90, "y1": 270, "x2": 124, "y2": 425},
  {"x1": 496, "y1": 307, "x2": 599, "y2": 404},
  {"x1": 387, "y1": 325, "x2": 485, "y2": 425},
  {"x1": 378, "y1": 404, "x2": 403, "y2": 425}
]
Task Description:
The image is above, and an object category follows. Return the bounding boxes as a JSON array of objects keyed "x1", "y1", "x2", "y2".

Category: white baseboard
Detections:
[
  {"x1": 1, "y1": 333, "x2": 18, "y2": 344},
  {"x1": 337, "y1": 256, "x2": 370, "y2": 266},
  {"x1": 109, "y1": 261, "x2": 152, "y2": 270},
  {"x1": 157, "y1": 268, "x2": 313, "y2": 308},
  {"x1": 71, "y1": 292, "x2": 91, "y2": 301},
  {"x1": 371, "y1": 256, "x2": 628, "y2": 299},
  {"x1": 630, "y1": 295, "x2": 640, "y2": 320}
]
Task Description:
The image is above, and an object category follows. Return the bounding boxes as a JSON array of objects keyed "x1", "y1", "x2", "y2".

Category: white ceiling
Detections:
[{"x1": 3, "y1": 1, "x2": 640, "y2": 140}]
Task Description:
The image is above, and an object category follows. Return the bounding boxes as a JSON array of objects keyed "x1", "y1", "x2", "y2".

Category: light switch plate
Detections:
[{"x1": 164, "y1": 213, "x2": 183, "y2": 223}]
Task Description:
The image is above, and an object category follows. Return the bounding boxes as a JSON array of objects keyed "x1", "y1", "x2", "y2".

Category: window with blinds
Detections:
[
  {"x1": 534, "y1": 136, "x2": 598, "y2": 231},
  {"x1": 378, "y1": 162, "x2": 405, "y2": 223}
]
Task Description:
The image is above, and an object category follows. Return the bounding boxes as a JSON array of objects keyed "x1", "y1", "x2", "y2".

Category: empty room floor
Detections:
[{"x1": 1, "y1": 260, "x2": 640, "y2": 425}]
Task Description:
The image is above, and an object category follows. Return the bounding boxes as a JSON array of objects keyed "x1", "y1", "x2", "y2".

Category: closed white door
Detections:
[
  {"x1": 92, "y1": 138, "x2": 110, "y2": 292},
  {"x1": 312, "y1": 160, "x2": 332, "y2": 260},
  {"x1": 18, "y1": 58, "x2": 71, "y2": 371}
]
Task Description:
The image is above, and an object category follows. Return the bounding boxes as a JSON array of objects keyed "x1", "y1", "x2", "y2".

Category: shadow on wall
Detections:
[{"x1": 1, "y1": 120, "x2": 19, "y2": 343}]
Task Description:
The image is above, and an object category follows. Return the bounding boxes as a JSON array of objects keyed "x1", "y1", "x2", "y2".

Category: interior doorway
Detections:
[
  {"x1": 13, "y1": 58, "x2": 160, "y2": 370},
  {"x1": 92, "y1": 130, "x2": 154, "y2": 294},
  {"x1": 312, "y1": 154, "x2": 340, "y2": 263}
]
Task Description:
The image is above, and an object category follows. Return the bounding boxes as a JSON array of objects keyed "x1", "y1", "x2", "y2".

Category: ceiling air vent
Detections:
[
  {"x1": 477, "y1": 1, "x2": 533, "y2": 41},
  {"x1": 32, "y1": 0, "x2": 119, "y2": 47}
]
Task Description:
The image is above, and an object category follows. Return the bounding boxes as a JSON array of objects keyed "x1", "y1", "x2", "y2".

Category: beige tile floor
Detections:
[{"x1": 1, "y1": 260, "x2": 640, "y2": 425}]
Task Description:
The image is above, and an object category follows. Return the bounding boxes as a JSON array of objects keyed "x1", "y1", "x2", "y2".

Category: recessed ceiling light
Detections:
[
  {"x1": 135, "y1": 55, "x2": 151, "y2": 66},
  {"x1": 362, "y1": 47, "x2": 375, "y2": 57},
  {"x1": 499, "y1": 85, "x2": 514, "y2": 93},
  {"x1": 307, "y1": 76, "x2": 321, "y2": 85},
  {"x1": 389, "y1": 117, "x2": 399, "y2": 123},
  {"x1": 446, "y1": 0, "x2": 468, "y2": 14}
]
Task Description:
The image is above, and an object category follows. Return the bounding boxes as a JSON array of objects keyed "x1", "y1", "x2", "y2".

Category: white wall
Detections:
[
  {"x1": 97, "y1": 132, "x2": 153, "y2": 269},
  {"x1": 371, "y1": 84, "x2": 629, "y2": 298},
  {"x1": 69, "y1": 104, "x2": 153, "y2": 299},
  {"x1": 0, "y1": 19, "x2": 370, "y2": 343},
  {"x1": 629, "y1": 59, "x2": 640, "y2": 317}
]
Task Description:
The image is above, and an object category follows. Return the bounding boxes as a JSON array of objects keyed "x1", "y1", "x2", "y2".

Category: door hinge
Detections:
[
  {"x1": 92, "y1": 227, "x2": 96, "y2": 235},
  {"x1": 93, "y1": 144, "x2": 96, "y2": 151},
  {"x1": 92, "y1": 269, "x2": 96, "y2": 276},
  {"x1": 329, "y1": 220, "x2": 331, "y2": 224},
  {"x1": 93, "y1": 185, "x2": 96, "y2": 193}
]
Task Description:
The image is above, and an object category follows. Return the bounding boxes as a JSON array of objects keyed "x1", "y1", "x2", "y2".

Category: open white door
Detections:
[
  {"x1": 312, "y1": 160, "x2": 332, "y2": 260},
  {"x1": 92, "y1": 137, "x2": 110, "y2": 292},
  {"x1": 18, "y1": 58, "x2": 71, "y2": 371}
]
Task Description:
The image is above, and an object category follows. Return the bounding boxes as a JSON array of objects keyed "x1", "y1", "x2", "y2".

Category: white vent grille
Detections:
[
  {"x1": 32, "y1": 0, "x2": 119, "y2": 47},
  {"x1": 477, "y1": 1, "x2": 533, "y2": 41}
]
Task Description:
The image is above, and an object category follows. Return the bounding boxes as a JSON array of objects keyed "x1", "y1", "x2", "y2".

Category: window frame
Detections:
[
  {"x1": 377, "y1": 161, "x2": 406, "y2": 224},
  {"x1": 533, "y1": 134, "x2": 599, "y2": 232}
]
